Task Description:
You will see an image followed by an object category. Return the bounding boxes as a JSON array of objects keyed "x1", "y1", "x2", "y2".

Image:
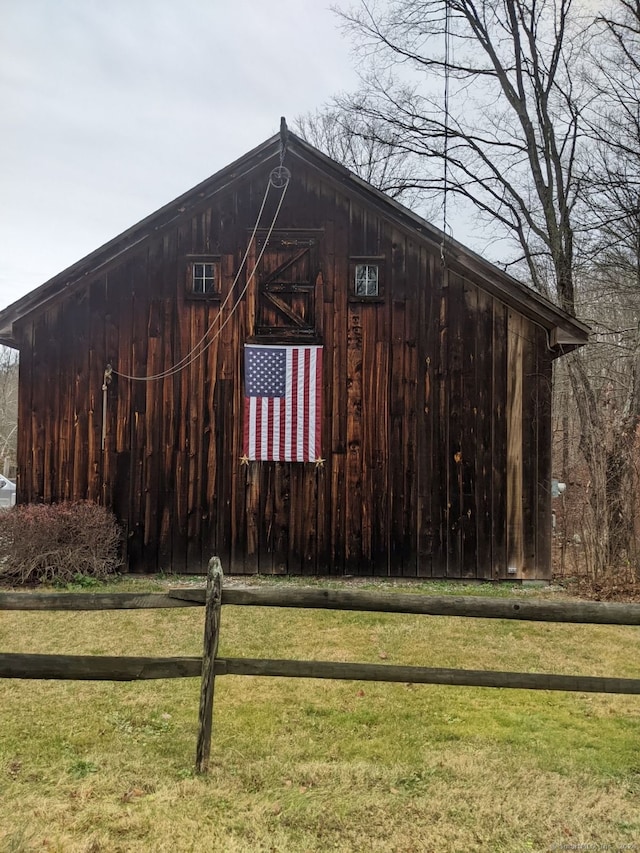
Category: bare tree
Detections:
[
  {"x1": 295, "y1": 107, "x2": 428, "y2": 209},
  {"x1": 0, "y1": 346, "x2": 18, "y2": 474},
  {"x1": 585, "y1": 0, "x2": 640, "y2": 283},
  {"x1": 333, "y1": 0, "x2": 589, "y2": 310},
  {"x1": 326, "y1": 0, "x2": 640, "y2": 574},
  {"x1": 574, "y1": 0, "x2": 640, "y2": 568}
]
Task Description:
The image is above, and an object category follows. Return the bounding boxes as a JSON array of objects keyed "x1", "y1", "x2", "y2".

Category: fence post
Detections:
[{"x1": 195, "y1": 556, "x2": 223, "y2": 774}]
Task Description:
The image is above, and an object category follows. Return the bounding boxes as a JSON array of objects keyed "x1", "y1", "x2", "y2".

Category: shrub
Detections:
[{"x1": 0, "y1": 501, "x2": 122, "y2": 585}]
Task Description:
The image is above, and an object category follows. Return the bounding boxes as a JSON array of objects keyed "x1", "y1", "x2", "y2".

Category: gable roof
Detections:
[{"x1": 0, "y1": 130, "x2": 589, "y2": 353}]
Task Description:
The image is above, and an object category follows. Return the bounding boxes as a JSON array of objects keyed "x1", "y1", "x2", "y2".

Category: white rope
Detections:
[
  {"x1": 112, "y1": 168, "x2": 288, "y2": 382},
  {"x1": 200, "y1": 179, "x2": 289, "y2": 349},
  {"x1": 134, "y1": 176, "x2": 290, "y2": 381}
]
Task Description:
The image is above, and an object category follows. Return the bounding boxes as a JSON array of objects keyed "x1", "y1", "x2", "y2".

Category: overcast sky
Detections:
[{"x1": 0, "y1": 0, "x2": 361, "y2": 309}]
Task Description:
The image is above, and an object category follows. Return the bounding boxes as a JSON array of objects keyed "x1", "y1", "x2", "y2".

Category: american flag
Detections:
[{"x1": 243, "y1": 344, "x2": 323, "y2": 462}]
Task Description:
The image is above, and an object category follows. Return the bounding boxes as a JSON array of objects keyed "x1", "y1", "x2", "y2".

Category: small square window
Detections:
[
  {"x1": 186, "y1": 257, "x2": 221, "y2": 298},
  {"x1": 192, "y1": 261, "x2": 216, "y2": 294},
  {"x1": 354, "y1": 264, "x2": 379, "y2": 296}
]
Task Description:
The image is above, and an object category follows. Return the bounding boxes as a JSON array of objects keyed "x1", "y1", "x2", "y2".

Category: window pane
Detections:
[
  {"x1": 355, "y1": 264, "x2": 368, "y2": 295},
  {"x1": 354, "y1": 263, "x2": 378, "y2": 296},
  {"x1": 366, "y1": 265, "x2": 378, "y2": 295},
  {"x1": 192, "y1": 262, "x2": 216, "y2": 294}
]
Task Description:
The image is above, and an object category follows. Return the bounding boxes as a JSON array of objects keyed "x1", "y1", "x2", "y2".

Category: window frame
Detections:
[
  {"x1": 349, "y1": 256, "x2": 386, "y2": 303},
  {"x1": 185, "y1": 255, "x2": 222, "y2": 300}
]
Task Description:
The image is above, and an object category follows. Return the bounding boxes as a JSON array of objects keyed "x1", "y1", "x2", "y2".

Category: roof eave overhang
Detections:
[
  {"x1": 447, "y1": 248, "x2": 590, "y2": 357},
  {"x1": 0, "y1": 130, "x2": 590, "y2": 357}
]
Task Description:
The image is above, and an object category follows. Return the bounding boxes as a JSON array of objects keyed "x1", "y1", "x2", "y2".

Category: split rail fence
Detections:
[{"x1": 2, "y1": 557, "x2": 640, "y2": 772}]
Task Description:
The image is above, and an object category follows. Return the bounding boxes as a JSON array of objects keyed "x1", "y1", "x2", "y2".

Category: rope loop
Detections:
[
  {"x1": 110, "y1": 169, "x2": 290, "y2": 383},
  {"x1": 270, "y1": 165, "x2": 290, "y2": 188}
]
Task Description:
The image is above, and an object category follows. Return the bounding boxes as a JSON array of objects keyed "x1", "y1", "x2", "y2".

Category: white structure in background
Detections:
[
  {"x1": 551, "y1": 479, "x2": 567, "y2": 534},
  {"x1": 0, "y1": 476, "x2": 16, "y2": 508}
]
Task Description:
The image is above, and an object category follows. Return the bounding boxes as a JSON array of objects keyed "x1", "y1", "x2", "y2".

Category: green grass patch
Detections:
[{"x1": 1, "y1": 577, "x2": 639, "y2": 851}]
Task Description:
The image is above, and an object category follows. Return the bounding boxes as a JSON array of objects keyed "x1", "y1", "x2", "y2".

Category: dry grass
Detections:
[{"x1": 1, "y1": 577, "x2": 640, "y2": 852}]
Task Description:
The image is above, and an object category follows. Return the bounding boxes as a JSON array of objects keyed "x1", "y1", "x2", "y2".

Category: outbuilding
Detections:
[{"x1": 0, "y1": 126, "x2": 589, "y2": 578}]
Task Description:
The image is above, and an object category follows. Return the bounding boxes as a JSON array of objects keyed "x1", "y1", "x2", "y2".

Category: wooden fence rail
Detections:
[
  {"x1": 2, "y1": 556, "x2": 640, "y2": 772},
  {"x1": 5, "y1": 586, "x2": 640, "y2": 625}
]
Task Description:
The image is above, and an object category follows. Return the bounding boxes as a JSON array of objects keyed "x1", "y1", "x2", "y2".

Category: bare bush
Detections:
[{"x1": 0, "y1": 501, "x2": 122, "y2": 585}]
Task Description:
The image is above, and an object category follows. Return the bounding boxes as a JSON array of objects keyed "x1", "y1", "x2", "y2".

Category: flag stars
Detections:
[{"x1": 245, "y1": 347, "x2": 286, "y2": 397}]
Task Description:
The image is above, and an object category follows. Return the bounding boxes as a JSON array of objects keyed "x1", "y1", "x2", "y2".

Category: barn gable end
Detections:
[{"x1": 0, "y1": 131, "x2": 589, "y2": 579}]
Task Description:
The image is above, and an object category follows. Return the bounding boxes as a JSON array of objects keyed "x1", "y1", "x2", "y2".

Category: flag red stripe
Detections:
[
  {"x1": 243, "y1": 396, "x2": 249, "y2": 457},
  {"x1": 279, "y1": 394, "x2": 286, "y2": 460},
  {"x1": 290, "y1": 347, "x2": 298, "y2": 461},
  {"x1": 266, "y1": 398, "x2": 272, "y2": 460},
  {"x1": 315, "y1": 347, "x2": 322, "y2": 455},
  {"x1": 256, "y1": 397, "x2": 262, "y2": 458}
]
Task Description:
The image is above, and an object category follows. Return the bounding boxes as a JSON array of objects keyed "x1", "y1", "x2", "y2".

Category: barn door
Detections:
[
  {"x1": 241, "y1": 232, "x2": 323, "y2": 577},
  {"x1": 255, "y1": 234, "x2": 320, "y2": 339}
]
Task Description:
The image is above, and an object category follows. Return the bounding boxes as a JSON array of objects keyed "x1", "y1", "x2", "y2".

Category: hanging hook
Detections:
[{"x1": 101, "y1": 364, "x2": 113, "y2": 451}]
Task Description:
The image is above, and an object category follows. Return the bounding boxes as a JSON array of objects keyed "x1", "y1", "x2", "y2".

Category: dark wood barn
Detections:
[{"x1": 0, "y1": 128, "x2": 589, "y2": 579}]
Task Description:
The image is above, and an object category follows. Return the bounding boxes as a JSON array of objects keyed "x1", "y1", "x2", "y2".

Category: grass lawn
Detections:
[{"x1": 1, "y1": 576, "x2": 640, "y2": 852}]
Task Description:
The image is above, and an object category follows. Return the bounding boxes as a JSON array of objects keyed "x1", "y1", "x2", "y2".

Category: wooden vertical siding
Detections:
[{"x1": 14, "y1": 158, "x2": 554, "y2": 579}]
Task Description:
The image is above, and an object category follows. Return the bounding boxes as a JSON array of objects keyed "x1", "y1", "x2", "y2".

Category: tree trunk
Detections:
[{"x1": 567, "y1": 353, "x2": 609, "y2": 575}]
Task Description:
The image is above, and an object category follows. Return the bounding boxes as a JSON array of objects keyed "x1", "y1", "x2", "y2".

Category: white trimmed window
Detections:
[
  {"x1": 354, "y1": 263, "x2": 379, "y2": 297},
  {"x1": 192, "y1": 261, "x2": 217, "y2": 295}
]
